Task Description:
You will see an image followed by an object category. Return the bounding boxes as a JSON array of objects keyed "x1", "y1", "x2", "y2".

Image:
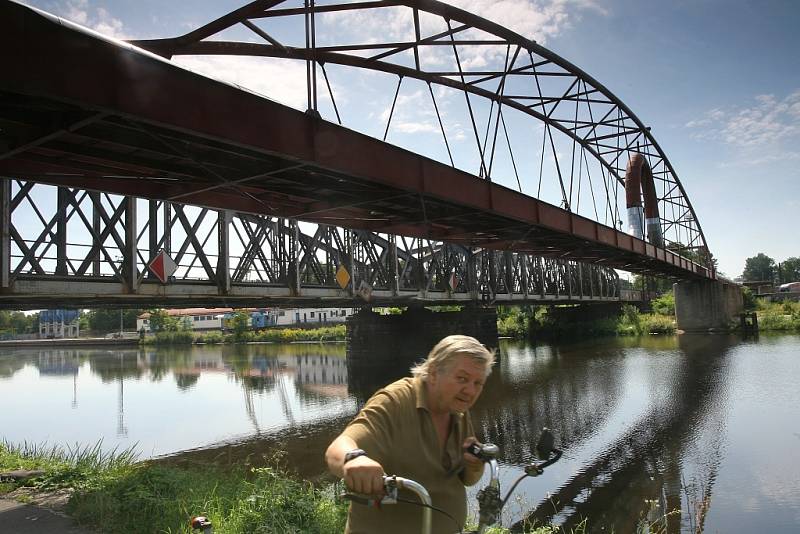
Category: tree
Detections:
[
  {"x1": 85, "y1": 309, "x2": 143, "y2": 333},
  {"x1": 229, "y1": 310, "x2": 251, "y2": 340},
  {"x1": 742, "y1": 253, "x2": 777, "y2": 282},
  {"x1": 0, "y1": 311, "x2": 37, "y2": 334},
  {"x1": 147, "y1": 309, "x2": 180, "y2": 332},
  {"x1": 778, "y1": 257, "x2": 800, "y2": 283}
]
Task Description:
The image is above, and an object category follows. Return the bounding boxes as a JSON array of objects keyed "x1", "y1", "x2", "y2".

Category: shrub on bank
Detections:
[
  {"x1": 1, "y1": 441, "x2": 347, "y2": 534},
  {"x1": 753, "y1": 301, "x2": 800, "y2": 332},
  {"x1": 143, "y1": 325, "x2": 347, "y2": 345},
  {"x1": 0, "y1": 441, "x2": 614, "y2": 534},
  {"x1": 147, "y1": 331, "x2": 195, "y2": 345},
  {"x1": 195, "y1": 331, "x2": 225, "y2": 344},
  {"x1": 251, "y1": 325, "x2": 346, "y2": 343}
]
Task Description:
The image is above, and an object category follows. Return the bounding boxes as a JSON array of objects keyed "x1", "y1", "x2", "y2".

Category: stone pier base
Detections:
[
  {"x1": 346, "y1": 306, "x2": 498, "y2": 395},
  {"x1": 674, "y1": 279, "x2": 743, "y2": 332}
]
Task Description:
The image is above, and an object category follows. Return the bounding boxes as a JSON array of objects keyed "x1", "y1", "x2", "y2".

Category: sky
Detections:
[{"x1": 17, "y1": 0, "x2": 800, "y2": 279}]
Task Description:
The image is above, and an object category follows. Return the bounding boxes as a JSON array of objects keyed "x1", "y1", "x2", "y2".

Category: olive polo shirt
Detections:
[{"x1": 341, "y1": 376, "x2": 482, "y2": 534}]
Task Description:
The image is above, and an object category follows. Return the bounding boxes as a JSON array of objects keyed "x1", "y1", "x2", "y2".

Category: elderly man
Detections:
[{"x1": 325, "y1": 335, "x2": 496, "y2": 534}]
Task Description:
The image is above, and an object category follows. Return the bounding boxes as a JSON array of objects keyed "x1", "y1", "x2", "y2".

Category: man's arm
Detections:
[
  {"x1": 460, "y1": 437, "x2": 486, "y2": 486},
  {"x1": 325, "y1": 434, "x2": 386, "y2": 495}
]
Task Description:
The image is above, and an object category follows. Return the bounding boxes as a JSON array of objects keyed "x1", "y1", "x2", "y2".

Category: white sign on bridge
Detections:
[{"x1": 148, "y1": 250, "x2": 177, "y2": 284}]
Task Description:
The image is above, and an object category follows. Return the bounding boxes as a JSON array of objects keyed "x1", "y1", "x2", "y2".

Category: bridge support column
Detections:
[
  {"x1": 346, "y1": 306, "x2": 498, "y2": 394},
  {"x1": 1, "y1": 178, "x2": 10, "y2": 289},
  {"x1": 674, "y1": 280, "x2": 743, "y2": 332}
]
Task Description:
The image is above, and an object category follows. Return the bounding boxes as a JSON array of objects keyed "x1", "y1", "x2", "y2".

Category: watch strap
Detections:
[{"x1": 343, "y1": 448, "x2": 367, "y2": 464}]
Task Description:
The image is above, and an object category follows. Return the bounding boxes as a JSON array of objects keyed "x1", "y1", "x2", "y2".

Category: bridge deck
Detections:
[{"x1": 0, "y1": 1, "x2": 710, "y2": 280}]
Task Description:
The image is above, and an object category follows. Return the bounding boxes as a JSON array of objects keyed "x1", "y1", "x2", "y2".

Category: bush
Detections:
[
  {"x1": 650, "y1": 292, "x2": 675, "y2": 316},
  {"x1": 147, "y1": 330, "x2": 195, "y2": 345},
  {"x1": 640, "y1": 314, "x2": 676, "y2": 334},
  {"x1": 195, "y1": 332, "x2": 224, "y2": 344},
  {"x1": 741, "y1": 286, "x2": 757, "y2": 310}
]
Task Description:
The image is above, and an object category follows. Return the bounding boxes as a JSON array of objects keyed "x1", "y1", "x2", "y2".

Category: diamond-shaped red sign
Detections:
[{"x1": 148, "y1": 250, "x2": 177, "y2": 284}]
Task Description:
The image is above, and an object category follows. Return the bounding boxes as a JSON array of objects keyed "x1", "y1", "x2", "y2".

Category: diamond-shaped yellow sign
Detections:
[{"x1": 335, "y1": 265, "x2": 351, "y2": 289}]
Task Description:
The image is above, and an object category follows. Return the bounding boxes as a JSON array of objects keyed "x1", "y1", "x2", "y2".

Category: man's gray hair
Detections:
[{"x1": 410, "y1": 335, "x2": 495, "y2": 380}]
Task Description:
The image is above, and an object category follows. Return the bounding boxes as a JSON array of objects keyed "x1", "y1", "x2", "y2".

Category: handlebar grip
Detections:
[
  {"x1": 341, "y1": 493, "x2": 382, "y2": 507},
  {"x1": 466, "y1": 442, "x2": 483, "y2": 459},
  {"x1": 466, "y1": 442, "x2": 499, "y2": 461}
]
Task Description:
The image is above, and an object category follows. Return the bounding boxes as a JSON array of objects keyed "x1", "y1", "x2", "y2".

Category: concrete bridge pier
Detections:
[
  {"x1": 345, "y1": 306, "x2": 498, "y2": 395},
  {"x1": 674, "y1": 280, "x2": 743, "y2": 332}
]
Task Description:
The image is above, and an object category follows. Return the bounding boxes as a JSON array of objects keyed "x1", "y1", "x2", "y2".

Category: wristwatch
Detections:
[{"x1": 343, "y1": 448, "x2": 367, "y2": 464}]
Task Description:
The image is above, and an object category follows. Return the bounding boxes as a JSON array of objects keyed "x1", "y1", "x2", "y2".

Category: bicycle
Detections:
[
  {"x1": 342, "y1": 428, "x2": 563, "y2": 534},
  {"x1": 188, "y1": 429, "x2": 561, "y2": 534}
]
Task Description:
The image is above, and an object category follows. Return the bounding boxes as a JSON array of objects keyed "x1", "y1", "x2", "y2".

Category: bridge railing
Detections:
[{"x1": 1, "y1": 180, "x2": 620, "y2": 307}]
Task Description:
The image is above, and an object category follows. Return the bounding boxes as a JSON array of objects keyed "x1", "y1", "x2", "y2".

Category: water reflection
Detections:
[
  {"x1": 504, "y1": 335, "x2": 734, "y2": 533},
  {"x1": 0, "y1": 344, "x2": 357, "y2": 458},
  {"x1": 2, "y1": 334, "x2": 799, "y2": 532}
]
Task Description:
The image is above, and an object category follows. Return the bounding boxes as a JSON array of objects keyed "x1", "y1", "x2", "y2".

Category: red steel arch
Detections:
[
  {"x1": 130, "y1": 0, "x2": 713, "y2": 272},
  {"x1": 0, "y1": 0, "x2": 713, "y2": 279}
]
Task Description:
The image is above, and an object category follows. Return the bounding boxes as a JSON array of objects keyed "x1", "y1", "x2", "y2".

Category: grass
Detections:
[
  {"x1": 1, "y1": 441, "x2": 347, "y2": 533},
  {"x1": 1, "y1": 440, "x2": 600, "y2": 534},
  {"x1": 753, "y1": 300, "x2": 800, "y2": 332},
  {"x1": 498, "y1": 303, "x2": 676, "y2": 340},
  {"x1": 144, "y1": 325, "x2": 347, "y2": 345}
]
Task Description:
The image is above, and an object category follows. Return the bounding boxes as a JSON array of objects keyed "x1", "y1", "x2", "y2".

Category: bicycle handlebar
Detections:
[
  {"x1": 343, "y1": 435, "x2": 563, "y2": 534},
  {"x1": 342, "y1": 475, "x2": 433, "y2": 534}
]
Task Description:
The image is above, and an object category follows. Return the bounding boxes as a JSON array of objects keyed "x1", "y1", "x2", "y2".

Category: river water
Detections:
[{"x1": 1, "y1": 334, "x2": 799, "y2": 532}]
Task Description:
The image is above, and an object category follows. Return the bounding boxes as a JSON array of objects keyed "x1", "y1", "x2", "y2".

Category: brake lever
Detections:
[
  {"x1": 524, "y1": 448, "x2": 563, "y2": 476},
  {"x1": 340, "y1": 475, "x2": 399, "y2": 507}
]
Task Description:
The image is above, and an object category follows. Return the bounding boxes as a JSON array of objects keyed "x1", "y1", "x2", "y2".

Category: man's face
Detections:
[{"x1": 429, "y1": 354, "x2": 487, "y2": 414}]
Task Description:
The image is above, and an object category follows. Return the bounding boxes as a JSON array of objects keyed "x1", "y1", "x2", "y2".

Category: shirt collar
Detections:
[{"x1": 412, "y1": 375, "x2": 430, "y2": 411}]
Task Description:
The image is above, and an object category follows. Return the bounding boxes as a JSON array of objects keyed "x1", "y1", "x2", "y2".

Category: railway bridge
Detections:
[{"x1": 0, "y1": 0, "x2": 739, "y2": 329}]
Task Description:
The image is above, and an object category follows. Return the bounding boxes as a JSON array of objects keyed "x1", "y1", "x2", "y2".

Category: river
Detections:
[{"x1": 1, "y1": 334, "x2": 798, "y2": 532}]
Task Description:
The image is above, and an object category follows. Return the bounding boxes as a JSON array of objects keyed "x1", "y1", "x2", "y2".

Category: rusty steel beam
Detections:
[{"x1": 0, "y1": 0, "x2": 711, "y2": 280}]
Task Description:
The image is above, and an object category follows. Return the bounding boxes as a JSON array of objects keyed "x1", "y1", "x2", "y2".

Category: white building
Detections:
[
  {"x1": 39, "y1": 309, "x2": 81, "y2": 339},
  {"x1": 136, "y1": 306, "x2": 356, "y2": 332}
]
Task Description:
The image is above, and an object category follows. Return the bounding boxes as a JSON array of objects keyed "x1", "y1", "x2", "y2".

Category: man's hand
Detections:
[
  {"x1": 462, "y1": 437, "x2": 484, "y2": 470},
  {"x1": 343, "y1": 455, "x2": 386, "y2": 495}
]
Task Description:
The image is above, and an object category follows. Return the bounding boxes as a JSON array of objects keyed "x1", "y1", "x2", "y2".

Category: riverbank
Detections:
[
  {"x1": 498, "y1": 293, "x2": 800, "y2": 339},
  {"x1": 0, "y1": 337, "x2": 138, "y2": 348},
  {"x1": 144, "y1": 324, "x2": 347, "y2": 345},
  {"x1": 0, "y1": 441, "x2": 576, "y2": 534},
  {"x1": 497, "y1": 303, "x2": 677, "y2": 339}
]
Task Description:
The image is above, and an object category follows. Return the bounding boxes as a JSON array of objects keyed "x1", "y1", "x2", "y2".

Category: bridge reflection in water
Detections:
[{"x1": 0, "y1": 336, "x2": 738, "y2": 531}]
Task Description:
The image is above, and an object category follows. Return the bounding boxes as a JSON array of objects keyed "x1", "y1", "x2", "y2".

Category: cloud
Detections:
[
  {"x1": 322, "y1": 1, "x2": 605, "y2": 72},
  {"x1": 173, "y1": 56, "x2": 308, "y2": 110},
  {"x1": 448, "y1": 0, "x2": 607, "y2": 43},
  {"x1": 394, "y1": 121, "x2": 440, "y2": 134},
  {"x1": 41, "y1": 0, "x2": 127, "y2": 39},
  {"x1": 687, "y1": 90, "x2": 800, "y2": 166}
]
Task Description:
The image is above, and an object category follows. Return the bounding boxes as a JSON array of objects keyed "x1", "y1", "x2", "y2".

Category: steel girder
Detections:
[
  {"x1": 129, "y1": 0, "x2": 714, "y2": 271},
  {"x1": 0, "y1": 1, "x2": 712, "y2": 280},
  {"x1": 0, "y1": 180, "x2": 622, "y2": 309}
]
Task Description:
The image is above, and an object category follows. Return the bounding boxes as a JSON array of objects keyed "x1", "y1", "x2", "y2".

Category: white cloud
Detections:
[
  {"x1": 687, "y1": 90, "x2": 800, "y2": 163},
  {"x1": 173, "y1": 56, "x2": 308, "y2": 110},
  {"x1": 321, "y1": 1, "x2": 605, "y2": 73},
  {"x1": 44, "y1": 0, "x2": 127, "y2": 39},
  {"x1": 448, "y1": 0, "x2": 607, "y2": 43},
  {"x1": 394, "y1": 121, "x2": 440, "y2": 134}
]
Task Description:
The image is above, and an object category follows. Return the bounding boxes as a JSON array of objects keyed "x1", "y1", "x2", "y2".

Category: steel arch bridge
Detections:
[{"x1": 0, "y1": 0, "x2": 713, "y2": 308}]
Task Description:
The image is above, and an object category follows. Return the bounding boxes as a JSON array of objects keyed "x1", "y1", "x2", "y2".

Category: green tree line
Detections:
[{"x1": 742, "y1": 253, "x2": 800, "y2": 284}]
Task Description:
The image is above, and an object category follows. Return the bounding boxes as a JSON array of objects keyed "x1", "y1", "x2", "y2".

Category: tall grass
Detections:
[
  {"x1": 754, "y1": 300, "x2": 800, "y2": 332},
  {"x1": 0, "y1": 440, "x2": 138, "y2": 492},
  {"x1": 143, "y1": 325, "x2": 347, "y2": 345}
]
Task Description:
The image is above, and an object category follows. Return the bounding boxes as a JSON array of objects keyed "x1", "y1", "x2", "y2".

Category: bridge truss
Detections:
[
  {"x1": 0, "y1": 0, "x2": 714, "y2": 310},
  {"x1": 131, "y1": 0, "x2": 713, "y2": 270},
  {"x1": 0, "y1": 180, "x2": 622, "y2": 309}
]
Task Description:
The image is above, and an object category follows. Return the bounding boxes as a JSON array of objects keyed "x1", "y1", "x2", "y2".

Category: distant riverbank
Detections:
[
  {"x1": 0, "y1": 337, "x2": 138, "y2": 348},
  {"x1": 144, "y1": 324, "x2": 347, "y2": 345}
]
